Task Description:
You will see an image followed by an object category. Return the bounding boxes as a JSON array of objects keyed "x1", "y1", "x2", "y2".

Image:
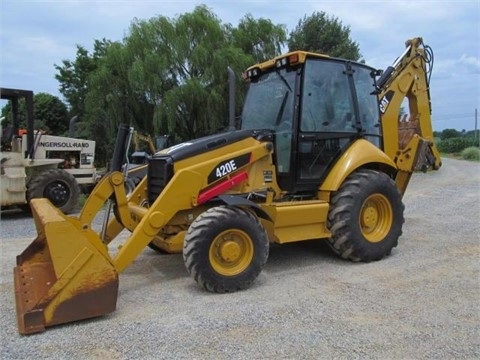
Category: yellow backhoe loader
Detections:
[{"x1": 13, "y1": 37, "x2": 441, "y2": 334}]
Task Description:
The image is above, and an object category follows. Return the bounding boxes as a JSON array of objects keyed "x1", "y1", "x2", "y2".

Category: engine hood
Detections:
[{"x1": 157, "y1": 130, "x2": 254, "y2": 162}]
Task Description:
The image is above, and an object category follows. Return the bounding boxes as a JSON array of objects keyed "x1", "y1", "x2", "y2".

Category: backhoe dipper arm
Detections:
[{"x1": 376, "y1": 37, "x2": 441, "y2": 193}]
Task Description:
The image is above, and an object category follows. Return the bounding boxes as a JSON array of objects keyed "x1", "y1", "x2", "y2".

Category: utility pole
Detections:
[{"x1": 475, "y1": 108, "x2": 478, "y2": 142}]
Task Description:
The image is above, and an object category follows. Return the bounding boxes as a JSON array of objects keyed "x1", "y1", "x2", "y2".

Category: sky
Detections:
[{"x1": 1, "y1": 0, "x2": 479, "y2": 131}]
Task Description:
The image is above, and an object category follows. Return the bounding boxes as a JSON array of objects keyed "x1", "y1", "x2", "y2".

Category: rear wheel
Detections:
[
  {"x1": 327, "y1": 169, "x2": 404, "y2": 262},
  {"x1": 183, "y1": 206, "x2": 269, "y2": 293},
  {"x1": 27, "y1": 168, "x2": 80, "y2": 214}
]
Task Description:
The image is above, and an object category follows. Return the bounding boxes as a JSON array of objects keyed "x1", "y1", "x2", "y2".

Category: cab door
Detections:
[
  {"x1": 295, "y1": 59, "x2": 356, "y2": 192},
  {"x1": 294, "y1": 59, "x2": 382, "y2": 193}
]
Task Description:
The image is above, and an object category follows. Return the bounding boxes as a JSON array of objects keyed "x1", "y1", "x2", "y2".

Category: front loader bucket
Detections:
[{"x1": 13, "y1": 198, "x2": 118, "y2": 334}]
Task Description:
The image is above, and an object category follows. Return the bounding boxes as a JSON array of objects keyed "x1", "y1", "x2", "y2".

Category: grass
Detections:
[
  {"x1": 460, "y1": 146, "x2": 480, "y2": 161},
  {"x1": 441, "y1": 149, "x2": 480, "y2": 162}
]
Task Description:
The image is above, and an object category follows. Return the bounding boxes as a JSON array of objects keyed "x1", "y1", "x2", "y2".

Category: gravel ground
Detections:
[{"x1": 0, "y1": 157, "x2": 479, "y2": 359}]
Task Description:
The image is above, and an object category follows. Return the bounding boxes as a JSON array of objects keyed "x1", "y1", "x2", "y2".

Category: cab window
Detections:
[
  {"x1": 352, "y1": 65, "x2": 381, "y2": 136},
  {"x1": 301, "y1": 60, "x2": 355, "y2": 133}
]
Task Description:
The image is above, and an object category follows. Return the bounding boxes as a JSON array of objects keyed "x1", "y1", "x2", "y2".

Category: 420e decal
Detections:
[{"x1": 207, "y1": 153, "x2": 250, "y2": 184}]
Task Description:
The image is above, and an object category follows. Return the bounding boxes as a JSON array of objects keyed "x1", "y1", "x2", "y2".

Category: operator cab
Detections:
[{"x1": 241, "y1": 52, "x2": 381, "y2": 194}]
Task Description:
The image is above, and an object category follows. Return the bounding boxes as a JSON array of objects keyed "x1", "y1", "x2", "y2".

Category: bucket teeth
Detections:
[{"x1": 14, "y1": 262, "x2": 55, "y2": 334}]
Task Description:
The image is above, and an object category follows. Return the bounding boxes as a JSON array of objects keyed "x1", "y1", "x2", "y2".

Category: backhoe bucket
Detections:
[{"x1": 13, "y1": 198, "x2": 118, "y2": 334}]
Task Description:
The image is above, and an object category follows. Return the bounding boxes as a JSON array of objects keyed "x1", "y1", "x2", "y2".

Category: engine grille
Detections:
[{"x1": 147, "y1": 156, "x2": 173, "y2": 205}]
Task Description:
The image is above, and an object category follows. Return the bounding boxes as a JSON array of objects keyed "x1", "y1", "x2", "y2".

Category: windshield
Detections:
[{"x1": 241, "y1": 69, "x2": 296, "y2": 131}]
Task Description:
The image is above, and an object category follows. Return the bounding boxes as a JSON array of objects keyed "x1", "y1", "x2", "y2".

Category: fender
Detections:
[
  {"x1": 213, "y1": 194, "x2": 273, "y2": 222},
  {"x1": 320, "y1": 139, "x2": 397, "y2": 192}
]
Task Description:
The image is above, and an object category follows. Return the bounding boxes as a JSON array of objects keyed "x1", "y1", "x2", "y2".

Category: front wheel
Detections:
[
  {"x1": 183, "y1": 206, "x2": 269, "y2": 293},
  {"x1": 327, "y1": 169, "x2": 404, "y2": 262}
]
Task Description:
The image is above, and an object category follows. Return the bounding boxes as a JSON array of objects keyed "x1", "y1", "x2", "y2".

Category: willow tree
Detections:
[
  {"x1": 117, "y1": 5, "x2": 283, "y2": 141},
  {"x1": 153, "y1": 5, "x2": 241, "y2": 140},
  {"x1": 55, "y1": 5, "x2": 290, "y2": 163}
]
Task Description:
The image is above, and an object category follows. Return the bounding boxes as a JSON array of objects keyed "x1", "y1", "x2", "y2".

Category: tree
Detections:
[
  {"x1": 154, "y1": 5, "x2": 253, "y2": 140},
  {"x1": 288, "y1": 11, "x2": 361, "y2": 61},
  {"x1": 1, "y1": 93, "x2": 69, "y2": 135},
  {"x1": 440, "y1": 128, "x2": 461, "y2": 140},
  {"x1": 230, "y1": 14, "x2": 287, "y2": 63},
  {"x1": 55, "y1": 39, "x2": 112, "y2": 119},
  {"x1": 54, "y1": 7, "x2": 364, "y2": 166},
  {"x1": 55, "y1": 6, "x2": 289, "y2": 146},
  {"x1": 34, "y1": 93, "x2": 69, "y2": 134},
  {"x1": 82, "y1": 5, "x2": 261, "y2": 143},
  {"x1": 83, "y1": 42, "x2": 128, "y2": 165}
]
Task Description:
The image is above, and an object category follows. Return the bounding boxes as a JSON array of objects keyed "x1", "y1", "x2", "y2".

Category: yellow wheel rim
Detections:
[
  {"x1": 359, "y1": 194, "x2": 393, "y2": 243},
  {"x1": 209, "y1": 229, "x2": 254, "y2": 276}
]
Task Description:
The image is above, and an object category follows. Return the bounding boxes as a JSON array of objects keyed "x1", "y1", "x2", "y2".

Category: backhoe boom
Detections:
[{"x1": 375, "y1": 37, "x2": 441, "y2": 192}]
